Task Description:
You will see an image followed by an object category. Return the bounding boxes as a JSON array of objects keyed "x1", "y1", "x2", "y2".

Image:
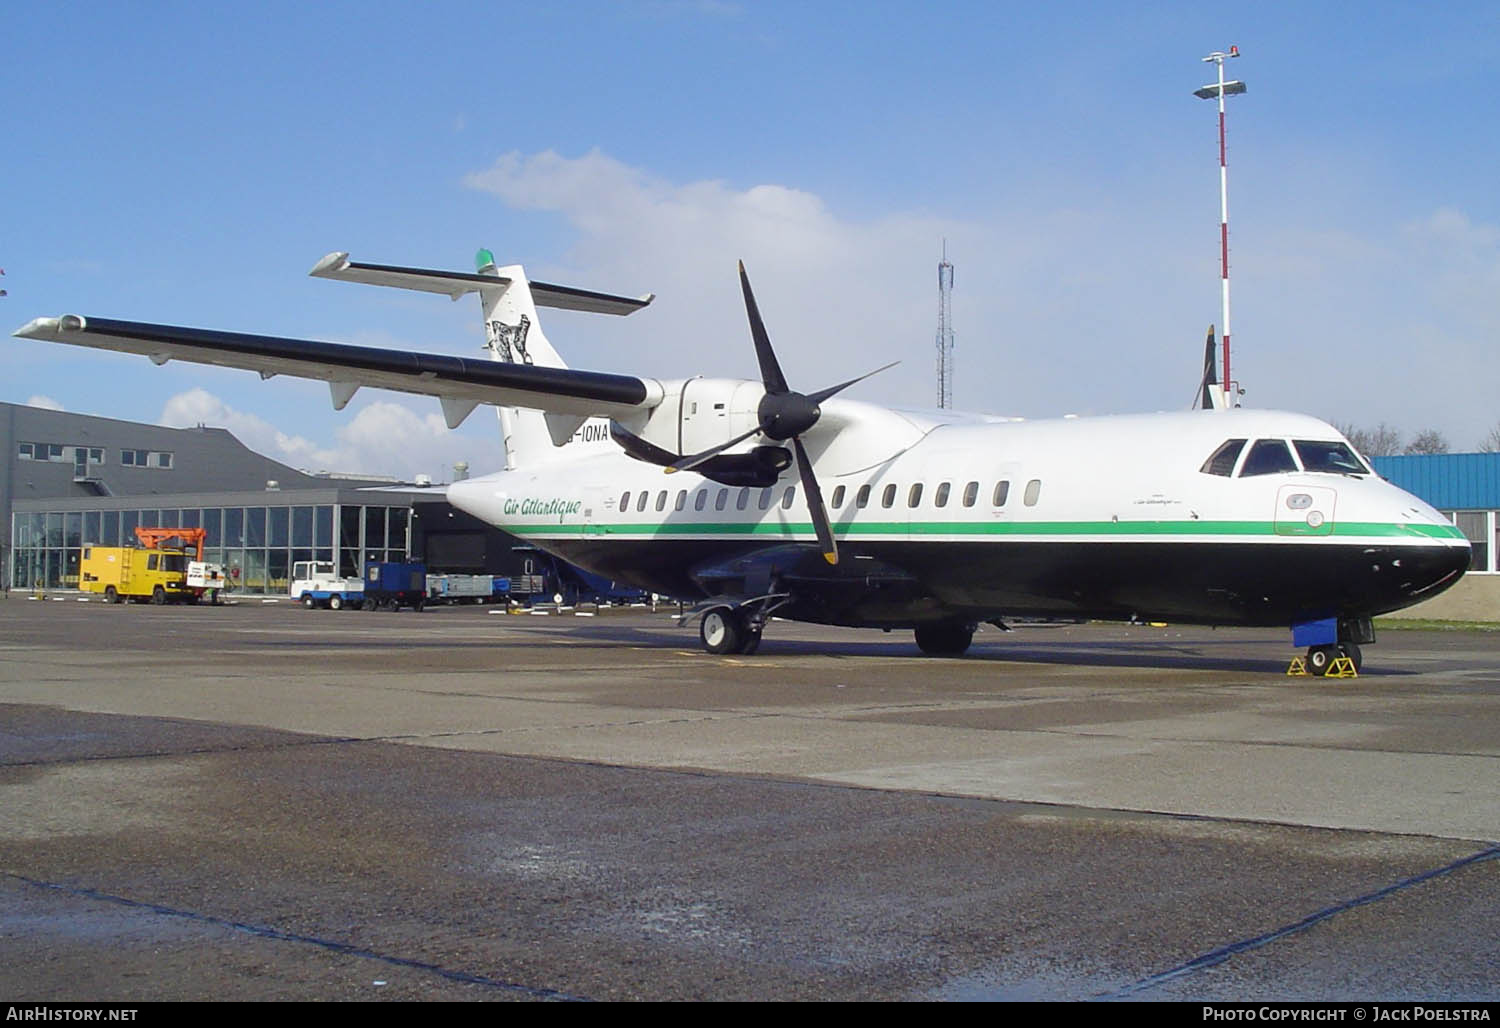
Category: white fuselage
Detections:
[{"x1": 448, "y1": 405, "x2": 1470, "y2": 629}]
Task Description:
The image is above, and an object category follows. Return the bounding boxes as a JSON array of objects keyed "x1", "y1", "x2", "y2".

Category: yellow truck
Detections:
[{"x1": 80, "y1": 546, "x2": 194, "y2": 604}]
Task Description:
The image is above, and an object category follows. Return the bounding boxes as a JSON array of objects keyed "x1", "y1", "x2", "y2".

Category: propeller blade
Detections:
[
  {"x1": 792, "y1": 436, "x2": 838, "y2": 565},
  {"x1": 739, "y1": 261, "x2": 789, "y2": 394},
  {"x1": 608, "y1": 420, "x2": 679, "y2": 467},
  {"x1": 666, "y1": 424, "x2": 763, "y2": 474},
  {"x1": 805, "y1": 360, "x2": 900, "y2": 406}
]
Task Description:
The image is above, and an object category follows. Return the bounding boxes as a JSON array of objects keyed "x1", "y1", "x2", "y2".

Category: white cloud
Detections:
[
  {"x1": 466, "y1": 149, "x2": 1500, "y2": 447},
  {"x1": 465, "y1": 150, "x2": 965, "y2": 400},
  {"x1": 158, "y1": 388, "x2": 503, "y2": 482},
  {"x1": 26, "y1": 395, "x2": 64, "y2": 411}
]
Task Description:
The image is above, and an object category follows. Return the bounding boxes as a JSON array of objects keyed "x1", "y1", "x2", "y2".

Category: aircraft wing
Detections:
[{"x1": 12, "y1": 315, "x2": 664, "y2": 426}]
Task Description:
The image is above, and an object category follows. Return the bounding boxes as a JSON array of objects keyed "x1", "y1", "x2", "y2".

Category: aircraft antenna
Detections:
[
  {"x1": 1195, "y1": 46, "x2": 1246, "y2": 406},
  {"x1": 936, "y1": 241, "x2": 955, "y2": 409}
]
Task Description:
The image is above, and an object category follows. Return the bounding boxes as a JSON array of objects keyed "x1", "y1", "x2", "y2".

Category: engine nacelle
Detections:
[{"x1": 620, "y1": 377, "x2": 766, "y2": 459}]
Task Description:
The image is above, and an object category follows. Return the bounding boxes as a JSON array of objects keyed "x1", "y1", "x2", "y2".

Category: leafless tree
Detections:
[
  {"x1": 1480, "y1": 424, "x2": 1500, "y2": 453},
  {"x1": 1404, "y1": 430, "x2": 1450, "y2": 455},
  {"x1": 1335, "y1": 422, "x2": 1403, "y2": 457}
]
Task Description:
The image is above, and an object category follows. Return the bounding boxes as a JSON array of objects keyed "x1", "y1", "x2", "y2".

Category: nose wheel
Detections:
[{"x1": 1305, "y1": 643, "x2": 1363, "y2": 676}]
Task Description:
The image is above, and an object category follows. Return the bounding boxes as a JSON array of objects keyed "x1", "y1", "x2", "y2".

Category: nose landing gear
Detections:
[{"x1": 1292, "y1": 617, "x2": 1373, "y2": 677}]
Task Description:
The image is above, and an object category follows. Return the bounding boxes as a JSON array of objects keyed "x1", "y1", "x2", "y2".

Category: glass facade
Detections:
[{"x1": 10, "y1": 502, "x2": 410, "y2": 593}]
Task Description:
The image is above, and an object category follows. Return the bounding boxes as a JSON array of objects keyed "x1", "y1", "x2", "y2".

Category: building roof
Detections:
[
  {"x1": 1372, "y1": 452, "x2": 1500, "y2": 511},
  {"x1": 3, "y1": 401, "x2": 402, "y2": 530}
]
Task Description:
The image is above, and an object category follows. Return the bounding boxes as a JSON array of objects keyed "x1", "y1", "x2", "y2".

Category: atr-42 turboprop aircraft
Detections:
[{"x1": 15, "y1": 249, "x2": 1470, "y2": 670}]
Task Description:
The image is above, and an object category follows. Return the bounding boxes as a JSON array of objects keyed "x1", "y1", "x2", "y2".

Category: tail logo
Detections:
[{"x1": 486, "y1": 315, "x2": 533, "y2": 365}]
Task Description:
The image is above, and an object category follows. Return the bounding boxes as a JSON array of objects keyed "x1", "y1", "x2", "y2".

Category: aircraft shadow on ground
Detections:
[{"x1": 245, "y1": 619, "x2": 1413, "y2": 676}]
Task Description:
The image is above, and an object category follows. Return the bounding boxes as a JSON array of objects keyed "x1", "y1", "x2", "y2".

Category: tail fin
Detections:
[
  {"x1": 474, "y1": 251, "x2": 579, "y2": 469},
  {"x1": 310, "y1": 249, "x2": 653, "y2": 469}
]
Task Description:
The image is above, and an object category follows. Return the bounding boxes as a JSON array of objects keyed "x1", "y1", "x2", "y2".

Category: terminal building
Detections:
[
  {"x1": 3, "y1": 401, "x2": 441, "y2": 594},
  {"x1": 5, "y1": 401, "x2": 1499, "y2": 615}
]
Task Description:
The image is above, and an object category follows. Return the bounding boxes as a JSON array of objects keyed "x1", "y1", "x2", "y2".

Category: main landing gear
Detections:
[
  {"x1": 690, "y1": 592, "x2": 789, "y2": 655},
  {"x1": 914, "y1": 621, "x2": 975, "y2": 657},
  {"x1": 699, "y1": 607, "x2": 762, "y2": 655}
]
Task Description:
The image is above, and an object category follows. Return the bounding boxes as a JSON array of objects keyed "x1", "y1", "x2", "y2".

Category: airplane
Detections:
[{"x1": 14, "y1": 249, "x2": 1471, "y2": 672}]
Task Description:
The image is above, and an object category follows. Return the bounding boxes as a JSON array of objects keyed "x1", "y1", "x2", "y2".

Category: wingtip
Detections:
[
  {"x1": 309, "y1": 251, "x2": 351, "y2": 278},
  {"x1": 13, "y1": 315, "x2": 74, "y2": 339}
]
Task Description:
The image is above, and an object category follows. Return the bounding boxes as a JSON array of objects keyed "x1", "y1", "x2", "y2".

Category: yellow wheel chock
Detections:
[
  {"x1": 1325, "y1": 656, "x2": 1359, "y2": 678},
  {"x1": 1286, "y1": 655, "x2": 1358, "y2": 678}
]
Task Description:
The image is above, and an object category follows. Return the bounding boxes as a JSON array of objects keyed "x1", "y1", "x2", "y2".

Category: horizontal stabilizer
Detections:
[{"x1": 309, "y1": 252, "x2": 654, "y2": 315}]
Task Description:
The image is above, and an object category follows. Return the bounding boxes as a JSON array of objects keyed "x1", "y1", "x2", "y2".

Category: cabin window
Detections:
[
  {"x1": 908, "y1": 483, "x2": 923, "y2": 508},
  {"x1": 934, "y1": 482, "x2": 950, "y2": 508},
  {"x1": 963, "y1": 481, "x2": 978, "y2": 507},
  {"x1": 1294, "y1": 440, "x2": 1369, "y2": 476},
  {"x1": 694, "y1": 490, "x2": 708, "y2": 512},
  {"x1": 736, "y1": 488, "x2": 751, "y2": 511},
  {"x1": 993, "y1": 481, "x2": 1010, "y2": 507},
  {"x1": 881, "y1": 484, "x2": 897, "y2": 508},
  {"x1": 1200, "y1": 438, "x2": 1247, "y2": 477},
  {"x1": 655, "y1": 490, "x2": 668, "y2": 512},
  {"x1": 831, "y1": 485, "x2": 846, "y2": 509},
  {"x1": 856, "y1": 485, "x2": 871, "y2": 509},
  {"x1": 675, "y1": 490, "x2": 687, "y2": 512},
  {"x1": 1240, "y1": 439, "x2": 1298, "y2": 477},
  {"x1": 782, "y1": 487, "x2": 796, "y2": 510},
  {"x1": 619, "y1": 491, "x2": 630, "y2": 512},
  {"x1": 715, "y1": 489, "x2": 729, "y2": 511},
  {"x1": 147, "y1": 554, "x2": 159, "y2": 571},
  {"x1": 636, "y1": 491, "x2": 649, "y2": 512},
  {"x1": 1024, "y1": 479, "x2": 1042, "y2": 506},
  {"x1": 759, "y1": 487, "x2": 774, "y2": 510}
]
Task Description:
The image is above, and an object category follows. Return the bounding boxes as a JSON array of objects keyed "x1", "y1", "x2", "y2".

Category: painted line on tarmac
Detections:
[
  {"x1": 1102, "y1": 844, "x2": 1500, "y2": 999},
  {"x1": 4, "y1": 872, "x2": 590, "y2": 1001}
]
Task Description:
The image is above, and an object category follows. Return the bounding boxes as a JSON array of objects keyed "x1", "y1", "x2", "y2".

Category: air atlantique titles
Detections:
[{"x1": 503, "y1": 497, "x2": 582, "y2": 523}]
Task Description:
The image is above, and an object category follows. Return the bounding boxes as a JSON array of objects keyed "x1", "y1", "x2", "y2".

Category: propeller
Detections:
[{"x1": 667, "y1": 262, "x2": 896, "y2": 565}]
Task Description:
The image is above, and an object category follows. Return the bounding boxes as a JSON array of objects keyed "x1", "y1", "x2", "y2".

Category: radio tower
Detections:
[{"x1": 936, "y1": 242, "x2": 955, "y2": 409}]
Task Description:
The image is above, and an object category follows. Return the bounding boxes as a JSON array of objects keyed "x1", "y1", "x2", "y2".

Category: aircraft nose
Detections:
[{"x1": 1405, "y1": 542, "x2": 1471, "y2": 602}]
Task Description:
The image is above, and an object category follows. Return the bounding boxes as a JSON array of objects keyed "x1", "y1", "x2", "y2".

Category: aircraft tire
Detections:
[
  {"x1": 738, "y1": 630, "x2": 763, "y2": 656},
  {"x1": 700, "y1": 608, "x2": 745, "y2": 655},
  {"x1": 915, "y1": 622, "x2": 974, "y2": 657},
  {"x1": 1306, "y1": 645, "x2": 1338, "y2": 676},
  {"x1": 1338, "y1": 642, "x2": 1363, "y2": 673}
]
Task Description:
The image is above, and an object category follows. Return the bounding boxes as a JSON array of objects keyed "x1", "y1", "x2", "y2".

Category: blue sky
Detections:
[{"x1": 6, "y1": 1, "x2": 1497, "y2": 479}]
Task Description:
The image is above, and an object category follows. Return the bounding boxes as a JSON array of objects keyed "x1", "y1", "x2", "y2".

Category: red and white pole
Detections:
[
  {"x1": 1216, "y1": 54, "x2": 1233, "y2": 401},
  {"x1": 1198, "y1": 46, "x2": 1244, "y2": 406}
]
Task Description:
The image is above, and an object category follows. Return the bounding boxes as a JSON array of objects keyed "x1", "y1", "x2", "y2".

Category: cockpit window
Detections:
[
  {"x1": 1239, "y1": 439, "x2": 1298, "y2": 477},
  {"x1": 1200, "y1": 438, "x2": 1247, "y2": 477},
  {"x1": 1294, "y1": 440, "x2": 1369, "y2": 476}
]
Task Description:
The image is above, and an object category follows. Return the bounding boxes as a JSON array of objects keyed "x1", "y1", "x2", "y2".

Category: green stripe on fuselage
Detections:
[{"x1": 500, "y1": 519, "x2": 1465, "y2": 541}]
